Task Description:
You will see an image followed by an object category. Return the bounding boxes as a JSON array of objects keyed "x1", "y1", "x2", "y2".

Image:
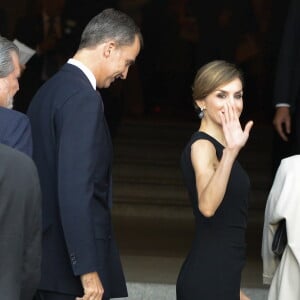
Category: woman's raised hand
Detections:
[{"x1": 219, "y1": 101, "x2": 253, "y2": 152}]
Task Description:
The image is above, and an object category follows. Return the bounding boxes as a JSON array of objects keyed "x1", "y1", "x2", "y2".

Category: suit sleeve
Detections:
[
  {"x1": 0, "y1": 148, "x2": 41, "y2": 300},
  {"x1": 2, "y1": 113, "x2": 33, "y2": 157},
  {"x1": 273, "y1": 0, "x2": 300, "y2": 108},
  {"x1": 20, "y1": 157, "x2": 42, "y2": 300},
  {"x1": 57, "y1": 90, "x2": 103, "y2": 276}
]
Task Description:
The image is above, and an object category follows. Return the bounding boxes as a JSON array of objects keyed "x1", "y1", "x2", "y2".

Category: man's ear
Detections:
[
  {"x1": 0, "y1": 78, "x2": 9, "y2": 91},
  {"x1": 103, "y1": 40, "x2": 116, "y2": 58}
]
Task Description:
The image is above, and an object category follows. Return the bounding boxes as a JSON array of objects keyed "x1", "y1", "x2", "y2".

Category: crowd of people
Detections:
[{"x1": 0, "y1": 0, "x2": 299, "y2": 299}]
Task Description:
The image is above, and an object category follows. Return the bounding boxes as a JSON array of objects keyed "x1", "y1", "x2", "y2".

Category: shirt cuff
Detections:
[{"x1": 276, "y1": 103, "x2": 290, "y2": 107}]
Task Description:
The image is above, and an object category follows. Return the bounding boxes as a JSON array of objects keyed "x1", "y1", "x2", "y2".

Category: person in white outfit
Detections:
[{"x1": 262, "y1": 154, "x2": 300, "y2": 299}]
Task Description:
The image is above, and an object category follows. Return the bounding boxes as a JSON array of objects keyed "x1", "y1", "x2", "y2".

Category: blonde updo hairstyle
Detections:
[{"x1": 192, "y1": 60, "x2": 244, "y2": 112}]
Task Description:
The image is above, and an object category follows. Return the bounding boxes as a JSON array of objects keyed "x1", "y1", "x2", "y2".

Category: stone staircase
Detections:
[
  {"x1": 111, "y1": 115, "x2": 274, "y2": 299},
  {"x1": 112, "y1": 116, "x2": 273, "y2": 214}
]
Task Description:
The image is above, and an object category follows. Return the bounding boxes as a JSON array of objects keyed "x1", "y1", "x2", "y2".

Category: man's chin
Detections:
[
  {"x1": 104, "y1": 81, "x2": 113, "y2": 89},
  {"x1": 108, "y1": 77, "x2": 118, "y2": 87},
  {"x1": 98, "y1": 80, "x2": 111, "y2": 89}
]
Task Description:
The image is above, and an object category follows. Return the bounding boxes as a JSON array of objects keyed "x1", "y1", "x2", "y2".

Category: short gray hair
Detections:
[
  {"x1": 78, "y1": 8, "x2": 143, "y2": 50},
  {"x1": 0, "y1": 36, "x2": 19, "y2": 78}
]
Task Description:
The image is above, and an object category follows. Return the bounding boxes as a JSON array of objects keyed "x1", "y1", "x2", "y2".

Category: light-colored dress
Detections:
[{"x1": 262, "y1": 155, "x2": 300, "y2": 299}]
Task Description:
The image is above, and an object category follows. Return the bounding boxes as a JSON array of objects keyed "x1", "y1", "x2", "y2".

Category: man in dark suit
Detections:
[
  {"x1": 0, "y1": 35, "x2": 32, "y2": 156},
  {"x1": 27, "y1": 8, "x2": 143, "y2": 300},
  {"x1": 0, "y1": 36, "x2": 41, "y2": 299},
  {"x1": 0, "y1": 143, "x2": 42, "y2": 300},
  {"x1": 272, "y1": 0, "x2": 300, "y2": 172}
]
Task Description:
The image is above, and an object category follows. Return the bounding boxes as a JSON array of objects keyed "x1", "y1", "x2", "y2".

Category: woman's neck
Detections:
[{"x1": 199, "y1": 120, "x2": 226, "y2": 146}]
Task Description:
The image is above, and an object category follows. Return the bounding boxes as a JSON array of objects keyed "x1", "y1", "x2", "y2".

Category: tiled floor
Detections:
[{"x1": 114, "y1": 284, "x2": 268, "y2": 300}]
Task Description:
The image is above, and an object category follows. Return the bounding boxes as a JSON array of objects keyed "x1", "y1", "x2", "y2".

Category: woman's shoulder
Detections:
[
  {"x1": 184, "y1": 131, "x2": 223, "y2": 161},
  {"x1": 189, "y1": 131, "x2": 222, "y2": 147}
]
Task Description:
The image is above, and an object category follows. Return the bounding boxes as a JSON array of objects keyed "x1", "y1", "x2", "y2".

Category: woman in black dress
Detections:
[{"x1": 176, "y1": 60, "x2": 253, "y2": 300}]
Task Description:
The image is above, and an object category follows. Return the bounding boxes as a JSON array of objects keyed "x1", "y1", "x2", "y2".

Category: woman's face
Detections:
[{"x1": 198, "y1": 78, "x2": 243, "y2": 125}]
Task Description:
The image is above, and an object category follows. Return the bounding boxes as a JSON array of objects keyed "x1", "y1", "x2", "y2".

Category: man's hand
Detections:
[
  {"x1": 76, "y1": 272, "x2": 104, "y2": 300},
  {"x1": 273, "y1": 106, "x2": 291, "y2": 141}
]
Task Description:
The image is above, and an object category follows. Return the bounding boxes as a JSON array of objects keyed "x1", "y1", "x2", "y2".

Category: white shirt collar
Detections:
[{"x1": 67, "y1": 58, "x2": 96, "y2": 90}]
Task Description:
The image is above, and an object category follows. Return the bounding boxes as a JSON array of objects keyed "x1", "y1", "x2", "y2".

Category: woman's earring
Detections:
[{"x1": 198, "y1": 108, "x2": 205, "y2": 119}]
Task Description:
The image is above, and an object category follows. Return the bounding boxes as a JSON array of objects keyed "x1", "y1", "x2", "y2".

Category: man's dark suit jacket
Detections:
[
  {"x1": 274, "y1": 0, "x2": 300, "y2": 111},
  {"x1": 27, "y1": 63, "x2": 127, "y2": 298},
  {"x1": 0, "y1": 143, "x2": 41, "y2": 300},
  {"x1": 0, "y1": 107, "x2": 33, "y2": 156},
  {"x1": 273, "y1": 0, "x2": 300, "y2": 164}
]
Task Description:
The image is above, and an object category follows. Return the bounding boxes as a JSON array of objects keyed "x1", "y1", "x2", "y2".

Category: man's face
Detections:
[
  {"x1": 0, "y1": 52, "x2": 21, "y2": 109},
  {"x1": 96, "y1": 35, "x2": 141, "y2": 89},
  {"x1": 0, "y1": 78, "x2": 10, "y2": 108}
]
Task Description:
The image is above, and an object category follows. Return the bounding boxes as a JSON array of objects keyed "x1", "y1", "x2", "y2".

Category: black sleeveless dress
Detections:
[{"x1": 176, "y1": 132, "x2": 250, "y2": 300}]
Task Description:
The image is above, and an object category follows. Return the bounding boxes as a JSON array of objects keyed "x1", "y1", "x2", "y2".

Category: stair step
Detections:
[
  {"x1": 112, "y1": 188, "x2": 268, "y2": 214},
  {"x1": 112, "y1": 201, "x2": 266, "y2": 222},
  {"x1": 113, "y1": 181, "x2": 188, "y2": 205},
  {"x1": 113, "y1": 162, "x2": 272, "y2": 189}
]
